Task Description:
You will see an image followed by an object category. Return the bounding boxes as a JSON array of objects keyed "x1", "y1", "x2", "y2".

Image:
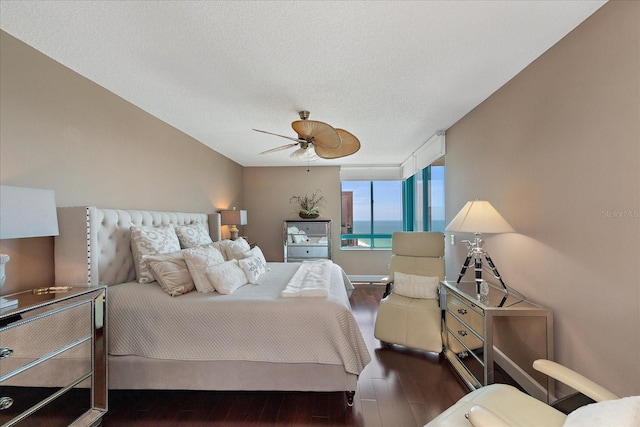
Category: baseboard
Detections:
[{"x1": 348, "y1": 275, "x2": 385, "y2": 283}]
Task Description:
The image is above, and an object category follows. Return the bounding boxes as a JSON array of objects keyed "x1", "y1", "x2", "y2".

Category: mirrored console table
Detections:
[
  {"x1": 441, "y1": 281, "x2": 554, "y2": 403},
  {"x1": 0, "y1": 286, "x2": 107, "y2": 426}
]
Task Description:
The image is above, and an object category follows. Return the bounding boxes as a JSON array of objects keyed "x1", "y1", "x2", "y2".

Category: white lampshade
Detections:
[
  {"x1": 220, "y1": 209, "x2": 247, "y2": 227},
  {"x1": 446, "y1": 200, "x2": 514, "y2": 234},
  {"x1": 0, "y1": 186, "x2": 59, "y2": 239}
]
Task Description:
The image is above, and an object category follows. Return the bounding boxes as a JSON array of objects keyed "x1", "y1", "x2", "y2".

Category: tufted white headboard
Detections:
[{"x1": 54, "y1": 207, "x2": 221, "y2": 287}]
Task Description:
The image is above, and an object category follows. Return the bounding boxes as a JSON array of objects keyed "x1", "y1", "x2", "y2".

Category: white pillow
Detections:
[
  {"x1": 239, "y1": 256, "x2": 266, "y2": 284},
  {"x1": 224, "y1": 238, "x2": 251, "y2": 260},
  {"x1": 292, "y1": 231, "x2": 308, "y2": 244},
  {"x1": 174, "y1": 223, "x2": 213, "y2": 248},
  {"x1": 392, "y1": 271, "x2": 440, "y2": 299},
  {"x1": 562, "y1": 396, "x2": 640, "y2": 427},
  {"x1": 287, "y1": 226, "x2": 299, "y2": 244},
  {"x1": 243, "y1": 245, "x2": 267, "y2": 266},
  {"x1": 183, "y1": 244, "x2": 226, "y2": 293},
  {"x1": 146, "y1": 251, "x2": 195, "y2": 296},
  {"x1": 205, "y1": 259, "x2": 248, "y2": 294},
  {"x1": 130, "y1": 225, "x2": 181, "y2": 283},
  {"x1": 210, "y1": 240, "x2": 229, "y2": 260}
]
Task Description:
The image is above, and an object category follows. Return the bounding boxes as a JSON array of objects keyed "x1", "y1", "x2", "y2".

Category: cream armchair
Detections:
[
  {"x1": 373, "y1": 231, "x2": 445, "y2": 353},
  {"x1": 425, "y1": 359, "x2": 639, "y2": 427}
]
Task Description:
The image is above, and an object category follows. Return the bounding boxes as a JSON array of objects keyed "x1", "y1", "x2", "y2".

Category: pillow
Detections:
[
  {"x1": 292, "y1": 231, "x2": 308, "y2": 244},
  {"x1": 145, "y1": 252, "x2": 195, "y2": 296},
  {"x1": 287, "y1": 226, "x2": 299, "y2": 243},
  {"x1": 174, "y1": 223, "x2": 213, "y2": 248},
  {"x1": 392, "y1": 271, "x2": 440, "y2": 299},
  {"x1": 183, "y1": 244, "x2": 226, "y2": 293},
  {"x1": 238, "y1": 256, "x2": 266, "y2": 284},
  {"x1": 562, "y1": 396, "x2": 640, "y2": 427},
  {"x1": 205, "y1": 259, "x2": 248, "y2": 294},
  {"x1": 243, "y1": 245, "x2": 267, "y2": 266},
  {"x1": 210, "y1": 240, "x2": 229, "y2": 260},
  {"x1": 224, "y1": 238, "x2": 251, "y2": 260},
  {"x1": 130, "y1": 225, "x2": 181, "y2": 283}
]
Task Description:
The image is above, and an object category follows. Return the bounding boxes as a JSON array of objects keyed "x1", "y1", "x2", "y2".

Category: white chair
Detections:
[
  {"x1": 425, "y1": 359, "x2": 639, "y2": 427},
  {"x1": 374, "y1": 231, "x2": 445, "y2": 353}
]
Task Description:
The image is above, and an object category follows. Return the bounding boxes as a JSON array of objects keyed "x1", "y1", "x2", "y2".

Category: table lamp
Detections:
[
  {"x1": 220, "y1": 207, "x2": 247, "y2": 241},
  {"x1": 446, "y1": 200, "x2": 514, "y2": 294},
  {"x1": 0, "y1": 186, "x2": 59, "y2": 309}
]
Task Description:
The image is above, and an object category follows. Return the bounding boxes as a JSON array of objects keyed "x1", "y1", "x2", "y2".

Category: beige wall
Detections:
[
  {"x1": 243, "y1": 166, "x2": 392, "y2": 274},
  {"x1": 0, "y1": 31, "x2": 244, "y2": 293},
  {"x1": 445, "y1": 1, "x2": 639, "y2": 397}
]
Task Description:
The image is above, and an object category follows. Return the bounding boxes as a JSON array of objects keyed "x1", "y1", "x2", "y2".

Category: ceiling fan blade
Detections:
[
  {"x1": 253, "y1": 129, "x2": 304, "y2": 143},
  {"x1": 260, "y1": 143, "x2": 299, "y2": 154},
  {"x1": 315, "y1": 129, "x2": 361, "y2": 159},
  {"x1": 291, "y1": 120, "x2": 342, "y2": 149}
]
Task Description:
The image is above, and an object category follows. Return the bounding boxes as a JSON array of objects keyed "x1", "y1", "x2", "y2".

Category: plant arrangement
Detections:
[{"x1": 290, "y1": 190, "x2": 325, "y2": 218}]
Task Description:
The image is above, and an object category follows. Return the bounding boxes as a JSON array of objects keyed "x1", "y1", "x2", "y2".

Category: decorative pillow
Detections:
[
  {"x1": 145, "y1": 252, "x2": 195, "y2": 296},
  {"x1": 174, "y1": 222, "x2": 213, "y2": 248},
  {"x1": 130, "y1": 225, "x2": 181, "y2": 283},
  {"x1": 292, "y1": 230, "x2": 308, "y2": 244},
  {"x1": 210, "y1": 240, "x2": 229, "y2": 260},
  {"x1": 239, "y1": 256, "x2": 266, "y2": 284},
  {"x1": 287, "y1": 226, "x2": 299, "y2": 243},
  {"x1": 392, "y1": 271, "x2": 440, "y2": 299},
  {"x1": 224, "y1": 238, "x2": 251, "y2": 260},
  {"x1": 183, "y1": 244, "x2": 226, "y2": 293},
  {"x1": 205, "y1": 259, "x2": 248, "y2": 294},
  {"x1": 562, "y1": 396, "x2": 640, "y2": 427},
  {"x1": 243, "y1": 246, "x2": 267, "y2": 266}
]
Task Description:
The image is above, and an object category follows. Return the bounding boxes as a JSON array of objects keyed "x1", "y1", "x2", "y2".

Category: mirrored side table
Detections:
[{"x1": 1, "y1": 286, "x2": 107, "y2": 426}]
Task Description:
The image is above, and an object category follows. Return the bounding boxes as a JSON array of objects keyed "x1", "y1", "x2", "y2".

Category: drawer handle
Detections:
[
  {"x1": 457, "y1": 330, "x2": 468, "y2": 337},
  {"x1": 0, "y1": 348, "x2": 13, "y2": 360},
  {"x1": 457, "y1": 308, "x2": 467, "y2": 315},
  {"x1": 0, "y1": 397, "x2": 13, "y2": 410}
]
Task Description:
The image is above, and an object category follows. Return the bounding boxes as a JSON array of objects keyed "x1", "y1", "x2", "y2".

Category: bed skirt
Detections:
[{"x1": 108, "y1": 355, "x2": 358, "y2": 392}]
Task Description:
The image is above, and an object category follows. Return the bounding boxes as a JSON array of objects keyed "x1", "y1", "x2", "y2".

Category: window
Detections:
[
  {"x1": 340, "y1": 181, "x2": 403, "y2": 249},
  {"x1": 413, "y1": 165, "x2": 445, "y2": 232},
  {"x1": 340, "y1": 164, "x2": 445, "y2": 249}
]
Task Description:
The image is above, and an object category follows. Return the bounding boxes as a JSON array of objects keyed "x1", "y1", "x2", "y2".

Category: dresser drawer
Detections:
[
  {"x1": 287, "y1": 246, "x2": 329, "y2": 259},
  {"x1": 445, "y1": 311, "x2": 484, "y2": 353},
  {"x1": 287, "y1": 222, "x2": 328, "y2": 235},
  {"x1": 446, "y1": 293, "x2": 484, "y2": 336},
  {"x1": 0, "y1": 303, "x2": 91, "y2": 378}
]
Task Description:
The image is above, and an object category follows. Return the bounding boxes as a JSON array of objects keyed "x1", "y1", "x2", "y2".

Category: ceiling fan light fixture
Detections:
[{"x1": 290, "y1": 146, "x2": 319, "y2": 162}]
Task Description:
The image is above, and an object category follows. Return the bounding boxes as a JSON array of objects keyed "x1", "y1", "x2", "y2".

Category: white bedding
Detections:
[
  {"x1": 108, "y1": 262, "x2": 371, "y2": 376},
  {"x1": 281, "y1": 260, "x2": 332, "y2": 297}
]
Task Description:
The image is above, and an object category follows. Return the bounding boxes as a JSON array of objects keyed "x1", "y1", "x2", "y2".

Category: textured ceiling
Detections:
[{"x1": 0, "y1": 1, "x2": 606, "y2": 167}]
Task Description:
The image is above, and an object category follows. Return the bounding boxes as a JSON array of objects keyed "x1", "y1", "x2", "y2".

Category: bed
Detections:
[{"x1": 54, "y1": 207, "x2": 370, "y2": 405}]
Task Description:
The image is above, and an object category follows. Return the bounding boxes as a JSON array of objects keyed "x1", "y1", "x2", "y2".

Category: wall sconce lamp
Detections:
[
  {"x1": 0, "y1": 185, "x2": 60, "y2": 309},
  {"x1": 220, "y1": 207, "x2": 247, "y2": 241},
  {"x1": 446, "y1": 200, "x2": 514, "y2": 295}
]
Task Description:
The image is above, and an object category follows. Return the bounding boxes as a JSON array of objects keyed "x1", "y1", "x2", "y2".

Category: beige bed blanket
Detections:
[{"x1": 108, "y1": 262, "x2": 370, "y2": 375}]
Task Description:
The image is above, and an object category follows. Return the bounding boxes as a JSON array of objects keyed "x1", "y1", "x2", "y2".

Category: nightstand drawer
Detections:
[
  {"x1": 287, "y1": 246, "x2": 329, "y2": 259},
  {"x1": 446, "y1": 293, "x2": 484, "y2": 336},
  {"x1": 0, "y1": 302, "x2": 91, "y2": 378},
  {"x1": 1, "y1": 339, "x2": 91, "y2": 387},
  {"x1": 445, "y1": 311, "x2": 484, "y2": 353}
]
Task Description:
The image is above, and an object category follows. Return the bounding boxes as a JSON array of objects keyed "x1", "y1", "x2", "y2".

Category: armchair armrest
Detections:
[
  {"x1": 533, "y1": 359, "x2": 619, "y2": 402},
  {"x1": 467, "y1": 405, "x2": 510, "y2": 427}
]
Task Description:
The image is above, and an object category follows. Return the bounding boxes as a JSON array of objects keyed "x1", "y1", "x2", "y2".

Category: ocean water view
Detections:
[
  {"x1": 350, "y1": 220, "x2": 446, "y2": 234},
  {"x1": 344, "y1": 219, "x2": 446, "y2": 248}
]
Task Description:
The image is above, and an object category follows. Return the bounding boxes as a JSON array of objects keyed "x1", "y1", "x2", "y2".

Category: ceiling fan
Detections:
[{"x1": 254, "y1": 111, "x2": 360, "y2": 160}]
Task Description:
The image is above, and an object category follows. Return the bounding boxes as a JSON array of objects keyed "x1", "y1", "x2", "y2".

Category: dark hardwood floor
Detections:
[{"x1": 100, "y1": 284, "x2": 467, "y2": 426}]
